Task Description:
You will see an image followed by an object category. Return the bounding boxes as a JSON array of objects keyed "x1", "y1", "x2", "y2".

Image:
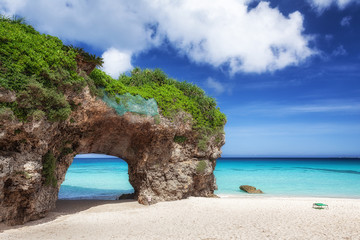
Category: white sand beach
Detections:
[{"x1": 1, "y1": 196, "x2": 360, "y2": 240}]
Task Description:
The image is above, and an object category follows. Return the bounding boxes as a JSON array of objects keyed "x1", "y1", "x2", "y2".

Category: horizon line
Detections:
[
  {"x1": 220, "y1": 156, "x2": 360, "y2": 159},
  {"x1": 74, "y1": 153, "x2": 360, "y2": 159}
]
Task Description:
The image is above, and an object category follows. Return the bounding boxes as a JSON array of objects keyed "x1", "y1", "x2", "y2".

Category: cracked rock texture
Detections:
[{"x1": 0, "y1": 87, "x2": 224, "y2": 225}]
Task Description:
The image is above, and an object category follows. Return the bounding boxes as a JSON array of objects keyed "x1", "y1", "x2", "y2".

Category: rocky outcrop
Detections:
[
  {"x1": 0, "y1": 88, "x2": 16, "y2": 103},
  {"x1": 239, "y1": 185, "x2": 263, "y2": 194},
  {"x1": 117, "y1": 193, "x2": 135, "y2": 200},
  {"x1": 0, "y1": 87, "x2": 225, "y2": 225}
]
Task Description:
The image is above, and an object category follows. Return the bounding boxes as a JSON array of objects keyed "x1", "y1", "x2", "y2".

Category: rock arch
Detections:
[
  {"x1": 58, "y1": 154, "x2": 133, "y2": 200},
  {"x1": 0, "y1": 87, "x2": 224, "y2": 225}
]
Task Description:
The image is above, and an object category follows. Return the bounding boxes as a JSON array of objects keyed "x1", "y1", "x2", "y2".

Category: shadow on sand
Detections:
[{"x1": 0, "y1": 199, "x2": 138, "y2": 232}]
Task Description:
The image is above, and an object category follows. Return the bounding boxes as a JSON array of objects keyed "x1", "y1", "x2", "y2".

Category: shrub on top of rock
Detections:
[{"x1": 0, "y1": 15, "x2": 226, "y2": 150}]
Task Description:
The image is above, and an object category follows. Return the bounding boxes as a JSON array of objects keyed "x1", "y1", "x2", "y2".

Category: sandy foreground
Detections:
[{"x1": 1, "y1": 196, "x2": 360, "y2": 240}]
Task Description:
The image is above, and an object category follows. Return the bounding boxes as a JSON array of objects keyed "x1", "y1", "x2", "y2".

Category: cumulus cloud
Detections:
[
  {"x1": 101, "y1": 48, "x2": 133, "y2": 78},
  {"x1": 308, "y1": 0, "x2": 360, "y2": 11},
  {"x1": 0, "y1": 0, "x2": 157, "y2": 53},
  {"x1": 0, "y1": 0, "x2": 25, "y2": 14},
  {"x1": 206, "y1": 77, "x2": 225, "y2": 95},
  {"x1": 152, "y1": 1, "x2": 314, "y2": 74},
  {"x1": 0, "y1": 0, "x2": 314, "y2": 75}
]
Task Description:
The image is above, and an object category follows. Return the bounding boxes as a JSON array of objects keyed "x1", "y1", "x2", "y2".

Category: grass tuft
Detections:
[{"x1": 196, "y1": 160, "x2": 207, "y2": 174}]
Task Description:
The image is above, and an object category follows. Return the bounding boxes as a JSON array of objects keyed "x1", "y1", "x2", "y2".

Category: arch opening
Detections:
[{"x1": 58, "y1": 153, "x2": 134, "y2": 200}]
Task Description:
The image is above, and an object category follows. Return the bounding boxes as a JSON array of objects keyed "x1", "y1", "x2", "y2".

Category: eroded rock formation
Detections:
[{"x1": 0, "y1": 87, "x2": 224, "y2": 225}]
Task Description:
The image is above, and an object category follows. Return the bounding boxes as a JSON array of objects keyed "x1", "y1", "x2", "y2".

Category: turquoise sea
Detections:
[{"x1": 58, "y1": 157, "x2": 360, "y2": 200}]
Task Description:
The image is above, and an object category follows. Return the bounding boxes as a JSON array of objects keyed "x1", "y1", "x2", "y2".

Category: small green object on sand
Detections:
[{"x1": 313, "y1": 203, "x2": 329, "y2": 209}]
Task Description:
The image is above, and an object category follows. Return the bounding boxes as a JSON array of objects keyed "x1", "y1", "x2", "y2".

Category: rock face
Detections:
[
  {"x1": 75, "y1": 55, "x2": 98, "y2": 75},
  {"x1": 0, "y1": 87, "x2": 225, "y2": 225},
  {"x1": 0, "y1": 87, "x2": 16, "y2": 103},
  {"x1": 239, "y1": 185, "x2": 263, "y2": 194}
]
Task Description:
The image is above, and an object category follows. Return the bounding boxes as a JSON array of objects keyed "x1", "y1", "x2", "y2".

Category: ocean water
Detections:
[
  {"x1": 58, "y1": 157, "x2": 360, "y2": 200},
  {"x1": 215, "y1": 158, "x2": 360, "y2": 198},
  {"x1": 58, "y1": 158, "x2": 133, "y2": 200}
]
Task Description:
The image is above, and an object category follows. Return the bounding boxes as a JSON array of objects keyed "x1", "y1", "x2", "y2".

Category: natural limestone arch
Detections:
[{"x1": 0, "y1": 87, "x2": 224, "y2": 225}]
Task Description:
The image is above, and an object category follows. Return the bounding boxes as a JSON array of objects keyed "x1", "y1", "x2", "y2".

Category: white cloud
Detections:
[
  {"x1": 242, "y1": 79, "x2": 301, "y2": 90},
  {"x1": 0, "y1": 0, "x2": 314, "y2": 75},
  {"x1": 340, "y1": 16, "x2": 352, "y2": 26},
  {"x1": 324, "y1": 34, "x2": 334, "y2": 42},
  {"x1": 308, "y1": 0, "x2": 360, "y2": 11},
  {"x1": 226, "y1": 123, "x2": 360, "y2": 137},
  {"x1": 151, "y1": 1, "x2": 314, "y2": 74},
  {"x1": 225, "y1": 100, "x2": 360, "y2": 116},
  {"x1": 332, "y1": 45, "x2": 347, "y2": 56},
  {"x1": 0, "y1": 0, "x2": 25, "y2": 15},
  {"x1": 101, "y1": 48, "x2": 133, "y2": 78},
  {"x1": 0, "y1": 0, "x2": 157, "y2": 53},
  {"x1": 206, "y1": 77, "x2": 225, "y2": 95},
  {"x1": 287, "y1": 103, "x2": 359, "y2": 113}
]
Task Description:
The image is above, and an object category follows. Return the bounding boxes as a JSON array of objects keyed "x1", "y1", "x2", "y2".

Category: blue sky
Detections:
[{"x1": 1, "y1": 0, "x2": 359, "y2": 157}]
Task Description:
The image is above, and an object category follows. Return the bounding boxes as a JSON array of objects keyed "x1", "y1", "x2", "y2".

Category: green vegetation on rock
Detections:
[
  {"x1": 196, "y1": 160, "x2": 207, "y2": 174},
  {"x1": 0, "y1": 16, "x2": 226, "y2": 146},
  {"x1": 66, "y1": 45, "x2": 104, "y2": 68},
  {"x1": 42, "y1": 151, "x2": 57, "y2": 187},
  {"x1": 0, "y1": 16, "x2": 88, "y2": 121},
  {"x1": 59, "y1": 147, "x2": 73, "y2": 159},
  {"x1": 0, "y1": 107, "x2": 15, "y2": 121},
  {"x1": 174, "y1": 135, "x2": 187, "y2": 144},
  {"x1": 90, "y1": 68, "x2": 226, "y2": 144}
]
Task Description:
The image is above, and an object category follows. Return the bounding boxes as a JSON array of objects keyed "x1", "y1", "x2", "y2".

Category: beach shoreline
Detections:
[
  {"x1": 217, "y1": 193, "x2": 360, "y2": 199},
  {"x1": 1, "y1": 196, "x2": 359, "y2": 239}
]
